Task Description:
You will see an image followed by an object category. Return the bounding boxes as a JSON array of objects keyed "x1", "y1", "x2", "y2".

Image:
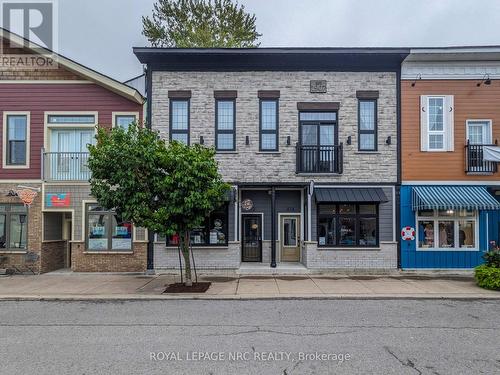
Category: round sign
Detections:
[
  {"x1": 401, "y1": 226, "x2": 415, "y2": 241},
  {"x1": 241, "y1": 199, "x2": 254, "y2": 211}
]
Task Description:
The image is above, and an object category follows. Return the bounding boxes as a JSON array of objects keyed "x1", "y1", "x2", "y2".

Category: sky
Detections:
[{"x1": 53, "y1": 0, "x2": 500, "y2": 82}]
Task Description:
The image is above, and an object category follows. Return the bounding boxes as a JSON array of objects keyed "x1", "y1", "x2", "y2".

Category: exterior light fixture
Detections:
[
  {"x1": 477, "y1": 74, "x2": 491, "y2": 87},
  {"x1": 245, "y1": 136, "x2": 250, "y2": 145},
  {"x1": 347, "y1": 136, "x2": 352, "y2": 145},
  {"x1": 411, "y1": 74, "x2": 422, "y2": 87},
  {"x1": 199, "y1": 136, "x2": 204, "y2": 145},
  {"x1": 286, "y1": 136, "x2": 291, "y2": 146},
  {"x1": 386, "y1": 136, "x2": 392, "y2": 145}
]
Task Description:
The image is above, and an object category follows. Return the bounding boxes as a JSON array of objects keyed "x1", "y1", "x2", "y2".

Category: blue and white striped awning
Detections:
[{"x1": 412, "y1": 186, "x2": 500, "y2": 211}]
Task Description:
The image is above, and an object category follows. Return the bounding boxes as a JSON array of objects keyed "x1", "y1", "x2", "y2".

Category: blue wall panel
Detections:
[{"x1": 400, "y1": 185, "x2": 490, "y2": 269}]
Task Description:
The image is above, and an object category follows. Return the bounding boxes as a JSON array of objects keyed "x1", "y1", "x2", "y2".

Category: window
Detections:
[
  {"x1": 420, "y1": 95, "x2": 454, "y2": 152},
  {"x1": 170, "y1": 100, "x2": 190, "y2": 144},
  {"x1": 260, "y1": 100, "x2": 278, "y2": 151},
  {"x1": 358, "y1": 100, "x2": 377, "y2": 151},
  {"x1": 417, "y1": 209, "x2": 477, "y2": 250},
  {"x1": 167, "y1": 205, "x2": 229, "y2": 246},
  {"x1": 466, "y1": 120, "x2": 492, "y2": 145},
  {"x1": 114, "y1": 114, "x2": 137, "y2": 129},
  {"x1": 5, "y1": 114, "x2": 28, "y2": 166},
  {"x1": 48, "y1": 115, "x2": 96, "y2": 124},
  {"x1": 215, "y1": 100, "x2": 235, "y2": 151},
  {"x1": 86, "y1": 204, "x2": 132, "y2": 252},
  {"x1": 317, "y1": 203, "x2": 378, "y2": 247},
  {"x1": 0, "y1": 205, "x2": 28, "y2": 251}
]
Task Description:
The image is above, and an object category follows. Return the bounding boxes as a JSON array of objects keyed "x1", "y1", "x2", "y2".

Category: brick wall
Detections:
[
  {"x1": 0, "y1": 183, "x2": 42, "y2": 273},
  {"x1": 71, "y1": 242, "x2": 147, "y2": 272},
  {"x1": 152, "y1": 71, "x2": 398, "y2": 184},
  {"x1": 40, "y1": 240, "x2": 66, "y2": 273}
]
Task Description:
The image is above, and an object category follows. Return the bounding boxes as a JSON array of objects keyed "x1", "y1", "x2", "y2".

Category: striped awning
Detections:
[
  {"x1": 412, "y1": 186, "x2": 500, "y2": 211},
  {"x1": 315, "y1": 188, "x2": 388, "y2": 203}
]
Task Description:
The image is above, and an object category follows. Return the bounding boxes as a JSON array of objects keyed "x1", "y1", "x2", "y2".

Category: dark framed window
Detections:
[
  {"x1": 167, "y1": 204, "x2": 229, "y2": 246},
  {"x1": 317, "y1": 203, "x2": 379, "y2": 247},
  {"x1": 86, "y1": 204, "x2": 133, "y2": 252},
  {"x1": 358, "y1": 99, "x2": 377, "y2": 151},
  {"x1": 0, "y1": 204, "x2": 28, "y2": 250},
  {"x1": 215, "y1": 99, "x2": 235, "y2": 151},
  {"x1": 299, "y1": 112, "x2": 338, "y2": 146},
  {"x1": 6, "y1": 114, "x2": 28, "y2": 166},
  {"x1": 259, "y1": 99, "x2": 279, "y2": 151},
  {"x1": 169, "y1": 99, "x2": 190, "y2": 144}
]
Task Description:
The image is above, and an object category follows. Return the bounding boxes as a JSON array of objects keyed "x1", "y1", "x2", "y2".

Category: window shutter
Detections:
[
  {"x1": 445, "y1": 95, "x2": 454, "y2": 151},
  {"x1": 420, "y1": 95, "x2": 429, "y2": 151}
]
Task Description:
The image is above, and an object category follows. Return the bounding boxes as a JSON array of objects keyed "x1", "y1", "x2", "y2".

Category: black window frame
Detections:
[
  {"x1": 215, "y1": 99, "x2": 236, "y2": 151},
  {"x1": 259, "y1": 99, "x2": 279, "y2": 151},
  {"x1": 85, "y1": 204, "x2": 133, "y2": 252},
  {"x1": 317, "y1": 203, "x2": 379, "y2": 248},
  {"x1": 166, "y1": 203, "x2": 230, "y2": 247},
  {"x1": 358, "y1": 99, "x2": 378, "y2": 151},
  {"x1": 6, "y1": 114, "x2": 28, "y2": 166},
  {"x1": 298, "y1": 111, "x2": 339, "y2": 147},
  {"x1": 169, "y1": 99, "x2": 190, "y2": 145},
  {"x1": 0, "y1": 204, "x2": 28, "y2": 251}
]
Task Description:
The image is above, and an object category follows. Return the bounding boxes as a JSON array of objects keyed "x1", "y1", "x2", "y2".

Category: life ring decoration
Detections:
[{"x1": 401, "y1": 226, "x2": 415, "y2": 241}]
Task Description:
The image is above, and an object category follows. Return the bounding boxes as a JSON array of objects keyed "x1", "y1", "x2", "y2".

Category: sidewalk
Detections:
[{"x1": 0, "y1": 272, "x2": 498, "y2": 300}]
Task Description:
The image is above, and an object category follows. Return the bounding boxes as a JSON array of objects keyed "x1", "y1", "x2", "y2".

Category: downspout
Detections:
[
  {"x1": 396, "y1": 63, "x2": 403, "y2": 270},
  {"x1": 145, "y1": 66, "x2": 155, "y2": 274},
  {"x1": 270, "y1": 186, "x2": 277, "y2": 268}
]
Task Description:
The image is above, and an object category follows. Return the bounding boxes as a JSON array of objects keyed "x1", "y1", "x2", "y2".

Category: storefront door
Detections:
[
  {"x1": 242, "y1": 215, "x2": 262, "y2": 262},
  {"x1": 280, "y1": 215, "x2": 300, "y2": 262}
]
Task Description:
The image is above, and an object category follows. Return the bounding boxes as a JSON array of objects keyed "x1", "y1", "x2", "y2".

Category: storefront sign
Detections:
[
  {"x1": 46, "y1": 193, "x2": 71, "y2": 207},
  {"x1": 401, "y1": 226, "x2": 415, "y2": 241}
]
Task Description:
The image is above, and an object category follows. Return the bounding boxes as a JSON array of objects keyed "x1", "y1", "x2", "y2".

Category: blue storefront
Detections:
[{"x1": 401, "y1": 185, "x2": 500, "y2": 269}]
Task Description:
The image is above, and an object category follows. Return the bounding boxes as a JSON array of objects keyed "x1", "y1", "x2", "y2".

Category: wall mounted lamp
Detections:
[
  {"x1": 245, "y1": 136, "x2": 250, "y2": 145},
  {"x1": 386, "y1": 136, "x2": 392, "y2": 145},
  {"x1": 346, "y1": 136, "x2": 352, "y2": 145},
  {"x1": 477, "y1": 74, "x2": 491, "y2": 87},
  {"x1": 199, "y1": 136, "x2": 204, "y2": 145},
  {"x1": 286, "y1": 136, "x2": 291, "y2": 146},
  {"x1": 411, "y1": 74, "x2": 422, "y2": 87}
]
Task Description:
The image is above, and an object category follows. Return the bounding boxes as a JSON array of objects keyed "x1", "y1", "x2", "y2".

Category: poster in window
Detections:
[
  {"x1": 112, "y1": 239, "x2": 132, "y2": 250},
  {"x1": 319, "y1": 237, "x2": 326, "y2": 246},
  {"x1": 88, "y1": 238, "x2": 108, "y2": 250},
  {"x1": 115, "y1": 226, "x2": 129, "y2": 236},
  {"x1": 92, "y1": 226, "x2": 105, "y2": 236}
]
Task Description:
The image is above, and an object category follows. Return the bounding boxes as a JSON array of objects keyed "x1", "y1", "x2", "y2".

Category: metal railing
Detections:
[
  {"x1": 43, "y1": 151, "x2": 91, "y2": 181},
  {"x1": 296, "y1": 143, "x2": 343, "y2": 174},
  {"x1": 465, "y1": 142, "x2": 498, "y2": 174}
]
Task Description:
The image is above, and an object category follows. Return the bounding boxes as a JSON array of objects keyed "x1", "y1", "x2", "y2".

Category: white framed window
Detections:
[
  {"x1": 416, "y1": 209, "x2": 478, "y2": 251},
  {"x1": 2, "y1": 112, "x2": 30, "y2": 169},
  {"x1": 466, "y1": 120, "x2": 492, "y2": 145},
  {"x1": 112, "y1": 112, "x2": 139, "y2": 129},
  {"x1": 420, "y1": 95, "x2": 454, "y2": 152}
]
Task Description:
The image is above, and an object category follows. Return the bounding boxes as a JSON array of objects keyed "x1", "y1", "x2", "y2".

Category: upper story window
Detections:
[
  {"x1": 4, "y1": 113, "x2": 29, "y2": 167},
  {"x1": 0, "y1": 204, "x2": 28, "y2": 251},
  {"x1": 259, "y1": 99, "x2": 279, "y2": 151},
  {"x1": 417, "y1": 209, "x2": 477, "y2": 251},
  {"x1": 114, "y1": 114, "x2": 137, "y2": 129},
  {"x1": 215, "y1": 99, "x2": 235, "y2": 151},
  {"x1": 358, "y1": 100, "x2": 377, "y2": 151},
  {"x1": 420, "y1": 95, "x2": 454, "y2": 152},
  {"x1": 169, "y1": 99, "x2": 190, "y2": 144},
  {"x1": 48, "y1": 115, "x2": 96, "y2": 124}
]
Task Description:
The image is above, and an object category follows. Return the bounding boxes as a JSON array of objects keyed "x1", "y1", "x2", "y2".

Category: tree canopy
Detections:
[{"x1": 142, "y1": 0, "x2": 261, "y2": 47}]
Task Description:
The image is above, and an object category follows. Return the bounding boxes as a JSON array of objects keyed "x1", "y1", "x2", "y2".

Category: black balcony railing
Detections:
[
  {"x1": 465, "y1": 142, "x2": 498, "y2": 174},
  {"x1": 296, "y1": 143, "x2": 343, "y2": 174},
  {"x1": 43, "y1": 151, "x2": 91, "y2": 181}
]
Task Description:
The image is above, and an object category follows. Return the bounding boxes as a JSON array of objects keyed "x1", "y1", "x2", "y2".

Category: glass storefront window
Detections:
[
  {"x1": 359, "y1": 217, "x2": 377, "y2": 246},
  {"x1": 0, "y1": 205, "x2": 27, "y2": 250},
  {"x1": 318, "y1": 217, "x2": 336, "y2": 246},
  {"x1": 339, "y1": 217, "x2": 356, "y2": 246},
  {"x1": 86, "y1": 205, "x2": 132, "y2": 252},
  {"x1": 417, "y1": 210, "x2": 478, "y2": 250}
]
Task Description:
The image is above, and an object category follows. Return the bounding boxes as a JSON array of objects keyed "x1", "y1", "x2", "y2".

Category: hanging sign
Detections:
[
  {"x1": 241, "y1": 199, "x2": 254, "y2": 211},
  {"x1": 401, "y1": 226, "x2": 415, "y2": 241}
]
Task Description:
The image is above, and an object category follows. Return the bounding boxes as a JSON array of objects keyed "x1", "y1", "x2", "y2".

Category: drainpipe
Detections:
[
  {"x1": 270, "y1": 186, "x2": 277, "y2": 268},
  {"x1": 145, "y1": 66, "x2": 155, "y2": 275}
]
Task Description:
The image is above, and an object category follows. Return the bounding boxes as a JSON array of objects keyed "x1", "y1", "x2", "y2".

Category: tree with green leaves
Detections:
[
  {"x1": 88, "y1": 124, "x2": 230, "y2": 286},
  {"x1": 142, "y1": 0, "x2": 261, "y2": 47}
]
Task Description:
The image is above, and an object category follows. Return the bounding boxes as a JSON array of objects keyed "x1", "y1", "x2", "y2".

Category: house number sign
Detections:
[
  {"x1": 310, "y1": 80, "x2": 327, "y2": 93},
  {"x1": 241, "y1": 199, "x2": 254, "y2": 211}
]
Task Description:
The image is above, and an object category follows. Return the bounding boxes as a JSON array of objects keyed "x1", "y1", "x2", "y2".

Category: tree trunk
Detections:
[{"x1": 180, "y1": 230, "x2": 193, "y2": 287}]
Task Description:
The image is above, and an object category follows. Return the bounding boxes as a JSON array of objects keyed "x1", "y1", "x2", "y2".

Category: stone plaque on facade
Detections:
[{"x1": 310, "y1": 80, "x2": 327, "y2": 93}]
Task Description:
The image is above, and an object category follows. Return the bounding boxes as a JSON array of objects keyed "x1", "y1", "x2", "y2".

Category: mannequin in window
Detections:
[{"x1": 424, "y1": 223, "x2": 434, "y2": 246}]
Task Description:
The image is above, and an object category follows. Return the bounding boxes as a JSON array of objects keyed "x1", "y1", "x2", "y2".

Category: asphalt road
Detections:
[{"x1": 0, "y1": 299, "x2": 499, "y2": 375}]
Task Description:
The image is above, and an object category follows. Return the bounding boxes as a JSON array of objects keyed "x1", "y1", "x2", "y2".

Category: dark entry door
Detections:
[{"x1": 242, "y1": 215, "x2": 262, "y2": 262}]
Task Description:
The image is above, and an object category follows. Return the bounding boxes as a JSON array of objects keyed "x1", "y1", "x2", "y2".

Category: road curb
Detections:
[{"x1": 0, "y1": 293, "x2": 499, "y2": 302}]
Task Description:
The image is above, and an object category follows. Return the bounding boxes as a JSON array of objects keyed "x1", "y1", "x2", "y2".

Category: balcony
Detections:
[
  {"x1": 296, "y1": 143, "x2": 343, "y2": 174},
  {"x1": 465, "y1": 142, "x2": 498, "y2": 174},
  {"x1": 43, "y1": 151, "x2": 91, "y2": 181}
]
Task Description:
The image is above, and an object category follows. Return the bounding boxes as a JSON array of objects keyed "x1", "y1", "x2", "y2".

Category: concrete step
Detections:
[{"x1": 237, "y1": 262, "x2": 309, "y2": 275}]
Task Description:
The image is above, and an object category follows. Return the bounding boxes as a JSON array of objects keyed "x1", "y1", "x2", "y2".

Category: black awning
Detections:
[{"x1": 315, "y1": 188, "x2": 389, "y2": 203}]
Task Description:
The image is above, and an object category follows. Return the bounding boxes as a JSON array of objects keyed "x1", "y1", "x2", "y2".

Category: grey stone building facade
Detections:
[{"x1": 134, "y1": 48, "x2": 409, "y2": 271}]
